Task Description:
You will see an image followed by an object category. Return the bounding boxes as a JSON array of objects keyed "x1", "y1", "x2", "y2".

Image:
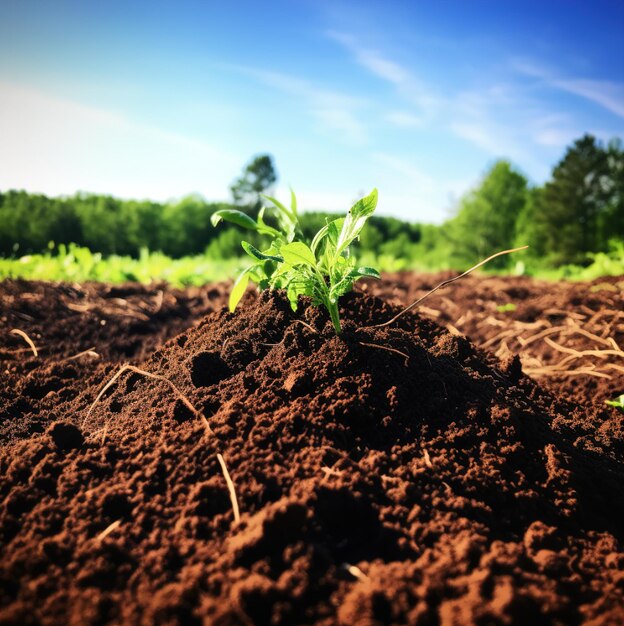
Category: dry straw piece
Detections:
[
  {"x1": 342, "y1": 563, "x2": 370, "y2": 582},
  {"x1": 10, "y1": 328, "x2": 38, "y2": 357},
  {"x1": 82, "y1": 364, "x2": 205, "y2": 429},
  {"x1": 63, "y1": 347, "x2": 100, "y2": 362},
  {"x1": 359, "y1": 341, "x2": 410, "y2": 364},
  {"x1": 95, "y1": 519, "x2": 121, "y2": 542},
  {"x1": 217, "y1": 453, "x2": 241, "y2": 524},
  {"x1": 371, "y1": 246, "x2": 528, "y2": 329}
]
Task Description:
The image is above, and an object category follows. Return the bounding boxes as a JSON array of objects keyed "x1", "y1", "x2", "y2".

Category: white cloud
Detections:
[
  {"x1": 226, "y1": 65, "x2": 368, "y2": 145},
  {"x1": 328, "y1": 30, "x2": 551, "y2": 168},
  {"x1": 512, "y1": 58, "x2": 624, "y2": 119},
  {"x1": 327, "y1": 31, "x2": 439, "y2": 117},
  {"x1": 0, "y1": 80, "x2": 238, "y2": 200},
  {"x1": 553, "y1": 78, "x2": 624, "y2": 119}
]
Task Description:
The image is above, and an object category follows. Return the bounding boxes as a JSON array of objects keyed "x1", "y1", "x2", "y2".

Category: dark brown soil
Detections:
[
  {"x1": 1, "y1": 277, "x2": 623, "y2": 625},
  {"x1": 366, "y1": 273, "x2": 624, "y2": 409},
  {"x1": 0, "y1": 280, "x2": 227, "y2": 441}
]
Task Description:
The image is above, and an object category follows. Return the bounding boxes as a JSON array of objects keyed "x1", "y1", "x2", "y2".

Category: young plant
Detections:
[
  {"x1": 606, "y1": 394, "x2": 624, "y2": 411},
  {"x1": 211, "y1": 189, "x2": 380, "y2": 334}
]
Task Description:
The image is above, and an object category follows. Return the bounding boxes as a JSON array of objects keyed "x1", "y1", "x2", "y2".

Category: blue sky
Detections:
[{"x1": 0, "y1": 0, "x2": 622, "y2": 222}]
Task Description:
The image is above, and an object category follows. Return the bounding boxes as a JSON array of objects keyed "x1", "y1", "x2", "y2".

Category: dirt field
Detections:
[{"x1": 1, "y1": 275, "x2": 623, "y2": 625}]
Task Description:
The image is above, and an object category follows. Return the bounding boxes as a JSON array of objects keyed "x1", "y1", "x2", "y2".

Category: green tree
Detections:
[
  {"x1": 514, "y1": 187, "x2": 548, "y2": 260},
  {"x1": 535, "y1": 135, "x2": 611, "y2": 265},
  {"x1": 446, "y1": 160, "x2": 529, "y2": 267},
  {"x1": 599, "y1": 138, "x2": 624, "y2": 244},
  {"x1": 230, "y1": 154, "x2": 278, "y2": 208}
]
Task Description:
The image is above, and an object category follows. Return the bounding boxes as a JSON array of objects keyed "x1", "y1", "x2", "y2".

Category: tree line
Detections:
[
  {"x1": 0, "y1": 134, "x2": 622, "y2": 269},
  {"x1": 443, "y1": 134, "x2": 624, "y2": 268}
]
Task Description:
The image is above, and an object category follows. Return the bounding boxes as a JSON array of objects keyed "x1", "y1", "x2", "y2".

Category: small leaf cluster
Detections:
[
  {"x1": 606, "y1": 394, "x2": 624, "y2": 411},
  {"x1": 211, "y1": 189, "x2": 380, "y2": 334}
]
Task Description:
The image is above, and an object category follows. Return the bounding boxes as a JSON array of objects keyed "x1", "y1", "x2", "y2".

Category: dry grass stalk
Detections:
[
  {"x1": 544, "y1": 336, "x2": 624, "y2": 359},
  {"x1": 517, "y1": 326, "x2": 565, "y2": 347},
  {"x1": 419, "y1": 305, "x2": 441, "y2": 318},
  {"x1": 484, "y1": 316, "x2": 507, "y2": 328},
  {"x1": 359, "y1": 341, "x2": 409, "y2": 364},
  {"x1": 82, "y1": 364, "x2": 205, "y2": 429},
  {"x1": 293, "y1": 319, "x2": 318, "y2": 334},
  {"x1": 342, "y1": 563, "x2": 370, "y2": 582},
  {"x1": 321, "y1": 465, "x2": 342, "y2": 477},
  {"x1": 64, "y1": 347, "x2": 100, "y2": 362},
  {"x1": 96, "y1": 519, "x2": 121, "y2": 541},
  {"x1": 200, "y1": 415, "x2": 215, "y2": 436},
  {"x1": 10, "y1": 328, "x2": 38, "y2": 357},
  {"x1": 217, "y1": 453, "x2": 240, "y2": 524},
  {"x1": 525, "y1": 365, "x2": 612, "y2": 380},
  {"x1": 445, "y1": 323, "x2": 462, "y2": 336},
  {"x1": 519, "y1": 324, "x2": 616, "y2": 350},
  {"x1": 481, "y1": 329, "x2": 517, "y2": 349},
  {"x1": 372, "y1": 246, "x2": 528, "y2": 329},
  {"x1": 423, "y1": 448, "x2": 433, "y2": 469}
]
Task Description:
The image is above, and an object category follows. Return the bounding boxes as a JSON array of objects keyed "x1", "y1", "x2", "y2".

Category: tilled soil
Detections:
[
  {"x1": 367, "y1": 273, "x2": 624, "y2": 409},
  {"x1": 1, "y1": 277, "x2": 623, "y2": 625}
]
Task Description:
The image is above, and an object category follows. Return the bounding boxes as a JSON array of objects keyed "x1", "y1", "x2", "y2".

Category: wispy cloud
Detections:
[
  {"x1": 225, "y1": 65, "x2": 369, "y2": 144},
  {"x1": 329, "y1": 28, "x2": 623, "y2": 180},
  {"x1": 553, "y1": 79, "x2": 624, "y2": 119},
  {"x1": 327, "y1": 31, "x2": 439, "y2": 118},
  {"x1": 327, "y1": 29, "x2": 548, "y2": 164},
  {"x1": 513, "y1": 58, "x2": 624, "y2": 119}
]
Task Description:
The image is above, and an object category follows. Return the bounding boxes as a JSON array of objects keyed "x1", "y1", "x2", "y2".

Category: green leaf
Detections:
[
  {"x1": 262, "y1": 194, "x2": 295, "y2": 220},
  {"x1": 606, "y1": 394, "x2": 624, "y2": 411},
  {"x1": 312, "y1": 218, "x2": 344, "y2": 261},
  {"x1": 290, "y1": 188, "x2": 298, "y2": 216},
  {"x1": 356, "y1": 266, "x2": 381, "y2": 279},
  {"x1": 280, "y1": 242, "x2": 316, "y2": 267},
  {"x1": 311, "y1": 224, "x2": 329, "y2": 255},
  {"x1": 211, "y1": 209, "x2": 258, "y2": 231},
  {"x1": 241, "y1": 241, "x2": 283, "y2": 263},
  {"x1": 327, "y1": 218, "x2": 344, "y2": 249},
  {"x1": 496, "y1": 303, "x2": 517, "y2": 313},
  {"x1": 335, "y1": 188, "x2": 378, "y2": 256},
  {"x1": 285, "y1": 271, "x2": 317, "y2": 311},
  {"x1": 229, "y1": 267, "x2": 252, "y2": 311},
  {"x1": 261, "y1": 194, "x2": 298, "y2": 241}
]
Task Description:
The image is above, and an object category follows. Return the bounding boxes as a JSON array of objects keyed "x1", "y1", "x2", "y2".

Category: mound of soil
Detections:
[
  {"x1": 1, "y1": 291, "x2": 623, "y2": 625},
  {"x1": 368, "y1": 273, "x2": 624, "y2": 408}
]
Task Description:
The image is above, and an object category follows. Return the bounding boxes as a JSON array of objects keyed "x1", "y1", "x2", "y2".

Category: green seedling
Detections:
[
  {"x1": 211, "y1": 189, "x2": 380, "y2": 334},
  {"x1": 496, "y1": 303, "x2": 517, "y2": 313},
  {"x1": 605, "y1": 394, "x2": 624, "y2": 411}
]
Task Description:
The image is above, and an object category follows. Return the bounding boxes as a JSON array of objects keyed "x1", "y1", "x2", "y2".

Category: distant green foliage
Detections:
[
  {"x1": 529, "y1": 240, "x2": 624, "y2": 280},
  {"x1": 445, "y1": 160, "x2": 529, "y2": 269},
  {"x1": 1, "y1": 134, "x2": 623, "y2": 278},
  {"x1": 230, "y1": 154, "x2": 278, "y2": 209},
  {"x1": 525, "y1": 136, "x2": 624, "y2": 265},
  {"x1": 0, "y1": 243, "x2": 243, "y2": 286},
  {"x1": 0, "y1": 239, "x2": 622, "y2": 287}
]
